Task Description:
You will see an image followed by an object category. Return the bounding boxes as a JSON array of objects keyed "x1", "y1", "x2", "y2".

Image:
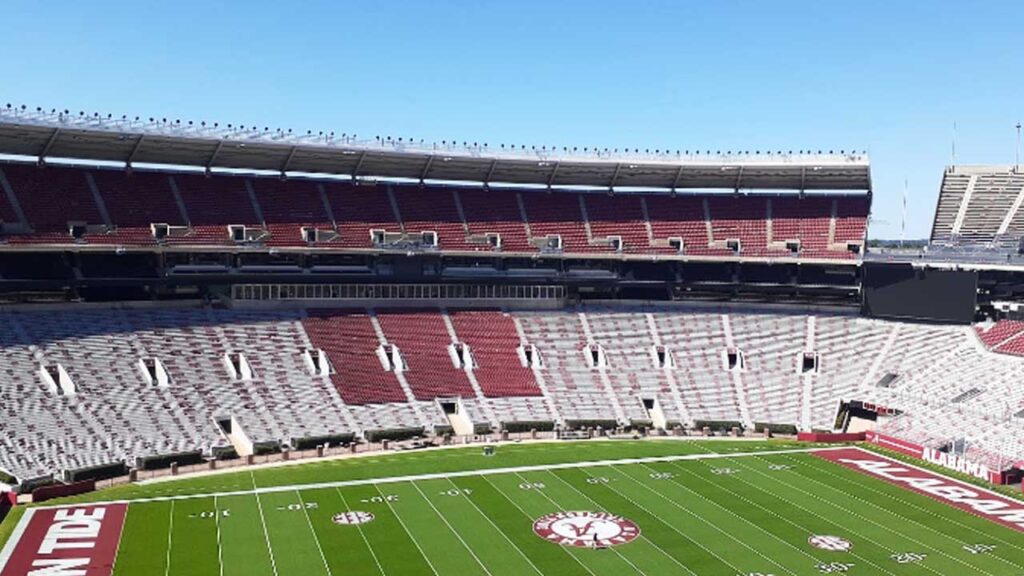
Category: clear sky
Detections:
[{"x1": 2, "y1": 0, "x2": 1021, "y2": 238}]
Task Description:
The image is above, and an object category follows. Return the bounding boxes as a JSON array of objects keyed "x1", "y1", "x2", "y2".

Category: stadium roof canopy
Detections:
[{"x1": 0, "y1": 106, "x2": 871, "y2": 191}]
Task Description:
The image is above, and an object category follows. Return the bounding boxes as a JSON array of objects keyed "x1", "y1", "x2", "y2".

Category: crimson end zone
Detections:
[
  {"x1": 815, "y1": 448, "x2": 1024, "y2": 533},
  {"x1": 0, "y1": 504, "x2": 127, "y2": 576}
]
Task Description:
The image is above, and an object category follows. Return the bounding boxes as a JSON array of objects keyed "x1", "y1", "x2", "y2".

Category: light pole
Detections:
[{"x1": 1016, "y1": 122, "x2": 1021, "y2": 173}]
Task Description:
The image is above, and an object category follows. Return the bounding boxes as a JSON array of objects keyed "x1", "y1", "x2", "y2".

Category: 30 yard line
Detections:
[
  {"x1": 373, "y1": 483, "x2": 440, "y2": 576},
  {"x1": 335, "y1": 487, "x2": 387, "y2": 576},
  {"x1": 296, "y1": 489, "x2": 334, "y2": 576},
  {"x1": 408, "y1": 481, "x2": 493, "y2": 576}
]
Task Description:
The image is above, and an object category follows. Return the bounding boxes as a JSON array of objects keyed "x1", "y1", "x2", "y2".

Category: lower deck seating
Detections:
[
  {"x1": 448, "y1": 310, "x2": 542, "y2": 397},
  {"x1": 375, "y1": 310, "x2": 477, "y2": 400},
  {"x1": 0, "y1": 304, "x2": 1018, "y2": 482},
  {"x1": 301, "y1": 310, "x2": 408, "y2": 404}
]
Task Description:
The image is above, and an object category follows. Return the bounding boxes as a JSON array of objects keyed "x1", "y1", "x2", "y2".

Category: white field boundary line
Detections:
[
  {"x1": 135, "y1": 436, "x2": 776, "y2": 486},
  {"x1": 0, "y1": 507, "x2": 35, "y2": 569},
  {"x1": 30, "y1": 446, "x2": 847, "y2": 510}
]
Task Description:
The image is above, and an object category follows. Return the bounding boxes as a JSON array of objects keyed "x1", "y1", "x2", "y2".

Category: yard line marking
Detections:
[
  {"x1": 164, "y1": 499, "x2": 175, "y2": 576},
  {"x1": 251, "y1": 474, "x2": 281, "y2": 576},
  {"x1": 372, "y1": 483, "x2": 440, "y2": 576},
  {"x1": 37, "y1": 446, "x2": 842, "y2": 509},
  {"x1": 499, "y1": 472, "x2": 646, "y2": 576},
  {"x1": 631, "y1": 461, "x2": 826, "y2": 567},
  {"x1": 689, "y1": 456, "x2": 950, "y2": 576},
  {"x1": 108, "y1": 503, "x2": 129, "y2": 576},
  {"x1": 775, "y1": 452, "x2": 1024, "y2": 573},
  {"x1": 296, "y1": 489, "x2": 333, "y2": 576},
  {"x1": 735, "y1": 453, "x2": 999, "y2": 576},
  {"x1": 335, "y1": 487, "x2": 386, "y2": 576},
  {"x1": 442, "y1": 476, "x2": 545, "y2": 576},
  {"x1": 792, "y1": 451, "x2": 1024, "y2": 557},
  {"x1": 663, "y1": 459, "x2": 897, "y2": 576},
  {"x1": 214, "y1": 495, "x2": 225, "y2": 576},
  {"x1": 542, "y1": 468, "x2": 712, "y2": 576},
  {"x1": 597, "y1": 464, "x2": 798, "y2": 576},
  {"x1": 477, "y1": 474, "x2": 605, "y2": 576},
  {"x1": 407, "y1": 481, "x2": 493, "y2": 576}
]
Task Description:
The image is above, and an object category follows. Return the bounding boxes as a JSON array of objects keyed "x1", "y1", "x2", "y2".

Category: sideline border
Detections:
[
  {"x1": 0, "y1": 508, "x2": 34, "y2": 571},
  {"x1": 20, "y1": 446, "x2": 846, "y2": 513}
]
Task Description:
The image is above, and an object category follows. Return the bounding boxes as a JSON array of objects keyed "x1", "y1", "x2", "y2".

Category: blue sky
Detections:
[{"x1": 2, "y1": 0, "x2": 1021, "y2": 238}]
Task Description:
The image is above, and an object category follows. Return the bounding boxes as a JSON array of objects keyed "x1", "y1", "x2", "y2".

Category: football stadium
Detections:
[{"x1": 3, "y1": 4, "x2": 1024, "y2": 575}]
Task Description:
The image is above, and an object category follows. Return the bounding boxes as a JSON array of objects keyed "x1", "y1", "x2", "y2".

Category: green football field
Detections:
[{"x1": 5, "y1": 441, "x2": 1024, "y2": 575}]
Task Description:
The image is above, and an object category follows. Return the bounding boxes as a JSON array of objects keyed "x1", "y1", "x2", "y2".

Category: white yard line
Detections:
[
  {"x1": 108, "y1": 505, "x2": 129, "y2": 576},
  {"x1": 662, "y1": 458, "x2": 896, "y2": 576},
  {"x1": 543, "y1": 467, "x2": 739, "y2": 576},
  {"x1": 632, "y1": 461, "x2": 824, "y2": 568},
  {"x1": 214, "y1": 495, "x2": 225, "y2": 576},
  {"x1": 164, "y1": 500, "x2": 175, "y2": 576},
  {"x1": 774, "y1": 452, "x2": 1024, "y2": 573},
  {"x1": 478, "y1": 474, "x2": 604, "y2": 576},
  {"x1": 374, "y1": 484, "x2": 440, "y2": 576},
  {"x1": 296, "y1": 489, "x2": 334, "y2": 576},
  {"x1": 408, "y1": 481, "x2": 493, "y2": 576},
  {"x1": 0, "y1": 508, "x2": 35, "y2": 569},
  {"x1": 442, "y1": 476, "x2": 544, "y2": 576},
  {"x1": 598, "y1": 464, "x2": 797, "y2": 576},
  {"x1": 793, "y1": 450, "x2": 1024, "y2": 555},
  {"x1": 35, "y1": 446, "x2": 842, "y2": 509},
  {"x1": 335, "y1": 487, "x2": 386, "y2": 576},
  {"x1": 734, "y1": 453, "x2": 1000, "y2": 576},
  {"x1": 498, "y1": 472, "x2": 643, "y2": 576},
  {"x1": 689, "y1": 454, "x2": 948, "y2": 576},
  {"x1": 293, "y1": 492, "x2": 332, "y2": 575},
  {"x1": 251, "y1": 477, "x2": 281, "y2": 576},
  {"x1": 528, "y1": 467, "x2": 698, "y2": 576}
]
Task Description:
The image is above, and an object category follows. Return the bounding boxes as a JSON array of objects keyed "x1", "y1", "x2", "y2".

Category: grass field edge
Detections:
[{"x1": 26, "y1": 445, "x2": 849, "y2": 511}]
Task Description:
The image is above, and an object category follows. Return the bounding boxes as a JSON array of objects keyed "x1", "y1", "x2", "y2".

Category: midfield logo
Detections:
[{"x1": 533, "y1": 511, "x2": 640, "y2": 548}]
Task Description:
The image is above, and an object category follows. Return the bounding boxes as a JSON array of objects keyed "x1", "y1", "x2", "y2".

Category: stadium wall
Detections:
[
  {"x1": 796, "y1": 432, "x2": 866, "y2": 442},
  {"x1": 30, "y1": 480, "x2": 96, "y2": 503},
  {"x1": 0, "y1": 493, "x2": 12, "y2": 525}
]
